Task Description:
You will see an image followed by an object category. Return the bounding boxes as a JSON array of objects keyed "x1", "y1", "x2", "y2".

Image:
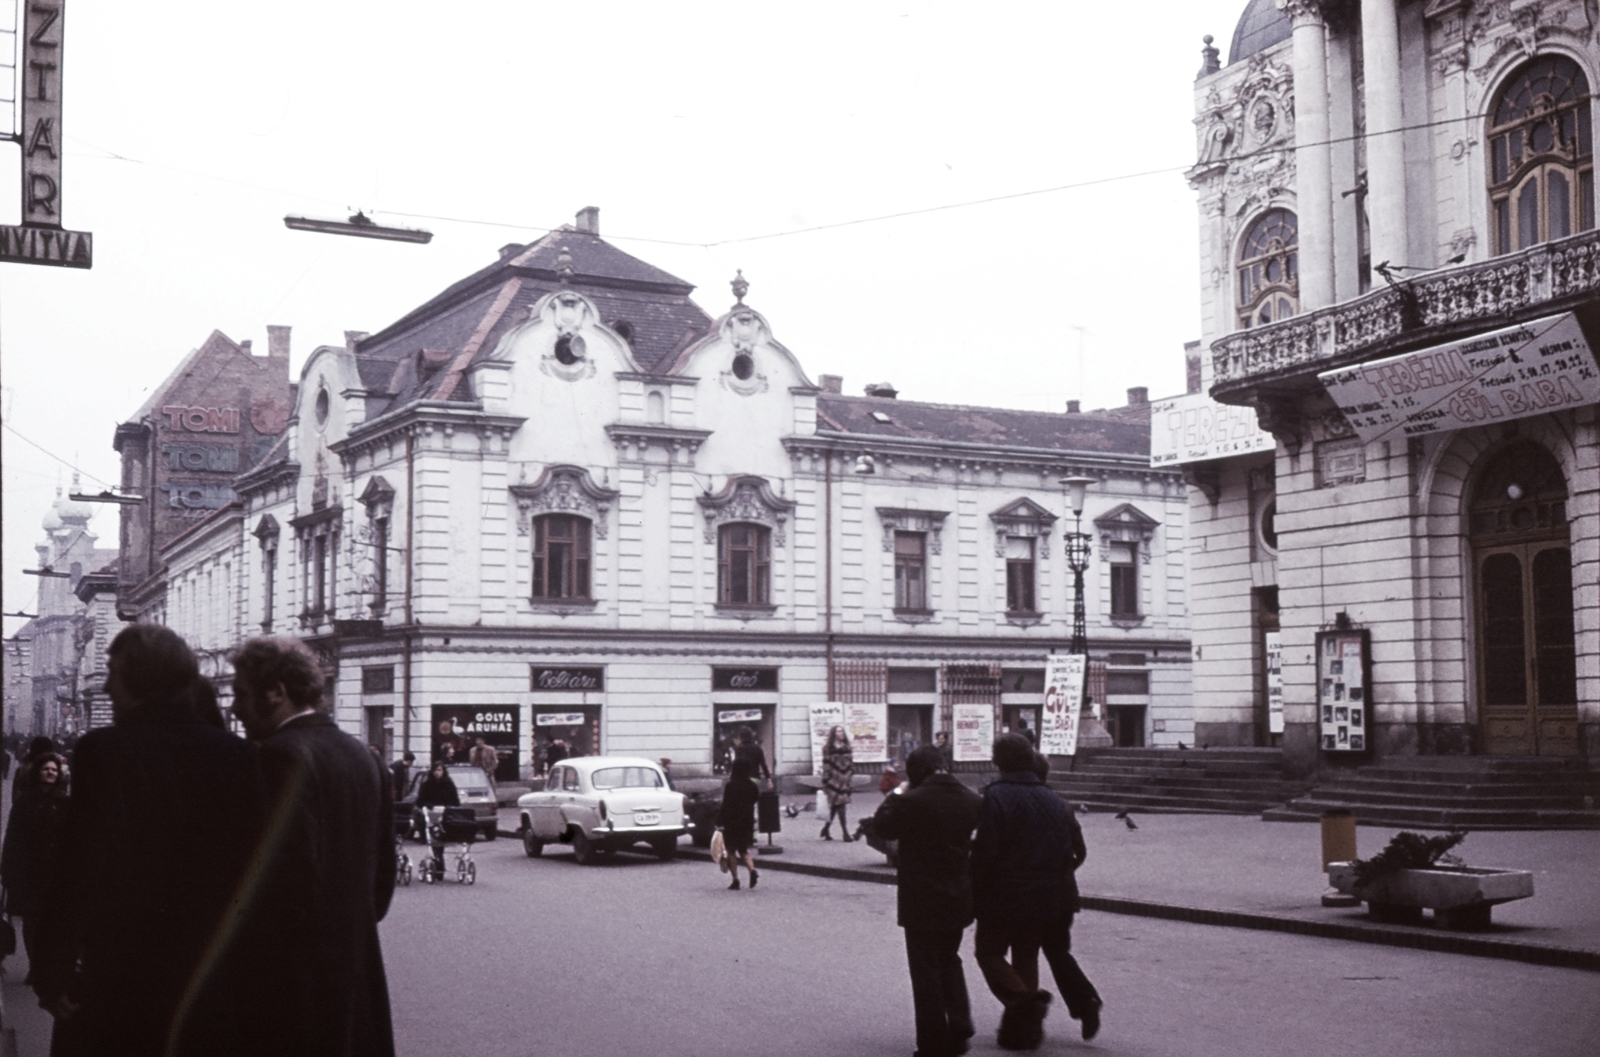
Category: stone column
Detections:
[
  {"x1": 1362, "y1": 0, "x2": 1407, "y2": 270},
  {"x1": 1284, "y1": 0, "x2": 1335, "y2": 310}
]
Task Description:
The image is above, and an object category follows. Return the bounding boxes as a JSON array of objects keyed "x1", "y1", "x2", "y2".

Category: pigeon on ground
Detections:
[
  {"x1": 1114, "y1": 810, "x2": 1139, "y2": 830},
  {"x1": 1076, "y1": 802, "x2": 1090, "y2": 815}
]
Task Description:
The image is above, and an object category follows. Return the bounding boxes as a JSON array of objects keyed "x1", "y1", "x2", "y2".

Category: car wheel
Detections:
[
  {"x1": 652, "y1": 837, "x2": 677, "y2": 861},
  {"x1": 481, "y1": 825, "x2": 498, "y2": 841},
  {"x1": 522, "y1": 830, "x2": 544, "y2": 858},
  {"x1": 571, "y1": 830, "x2": 597, "y2": 865}
]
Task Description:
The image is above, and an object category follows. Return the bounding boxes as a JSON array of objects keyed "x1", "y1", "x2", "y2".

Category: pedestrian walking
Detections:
[
  {"x1": 872, "y1": 745, "x2": 983, "y2": 1057},
  {"x1": 390, "y1": 751, "x2": 416, "y2": 801},
  {"x1": 414, "y1": 761, "x2": 461, "y2": 871},
  {"x1": 9, "y1": 737, "x2": 55, "y2": 802},
  {"x1": 970, "y1": 733, "x2": 1082, "y2": 1050},
  {"x1": 547, "y1": 738, "x2": 569, "y2": 768},
  {"x1": 230, "y1": 635, "x2": 396, "y2": 1057},
  {"x1": 469, "y1": 736, "x2": 499, "y2": 791},
  {"x1": 716, "y1": 757, "x2": 760, "y2": 890},
  {"x1": 1008, "y1": 752, "x2": 1101, "y2": 1041},
  {"x1": 935, "y1": 730, "x2": 954, "y2": 771},
  {"x1": 31, "y1": 624, "x2": 268, "y2": 1057},
  {"x1": 819, "y1": 726, "x2": 855, "y2": 841},
  {"x1": 1, "y1": 751, "x2": 69, "y2": 981}
]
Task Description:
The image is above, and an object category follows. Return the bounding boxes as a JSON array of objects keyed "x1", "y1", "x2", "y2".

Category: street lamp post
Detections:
[{"x1": 1062, "y1": 476, "x2": 1095, "y2": 656}]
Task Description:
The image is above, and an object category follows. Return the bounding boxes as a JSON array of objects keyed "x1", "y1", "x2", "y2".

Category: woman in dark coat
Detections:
[
  {"x1": 819, "y1": 726, "x2": 855, "y2": 841},
  {"x1": 1, "y1": 752, "x2": 69, "y2": 976},
  {"x1": 413, "y1": 763, "x2": 459, "y2": 871},
  {"x1": 716, "y1": 758, "x2": 760, "y2": 890}
]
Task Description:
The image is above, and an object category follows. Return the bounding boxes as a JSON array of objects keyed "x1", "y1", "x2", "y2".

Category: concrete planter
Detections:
[{"x1": 1326, "y1": 862, "x2": 1534, "y2": 930}]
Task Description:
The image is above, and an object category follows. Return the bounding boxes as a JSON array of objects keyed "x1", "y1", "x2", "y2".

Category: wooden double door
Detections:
[{"x1": 1475, "y1": 541, "x2": 1578, "y2": 756}]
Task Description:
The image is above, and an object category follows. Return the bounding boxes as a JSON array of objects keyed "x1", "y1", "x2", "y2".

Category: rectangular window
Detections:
[
  {"x1": 373, "y1": 517, "x2": 389, "y2": 612},
  {"x1": 1004, "y1": 536, "x2": 1035, "y2": 613},
  {"x1": 1106, "y1": 670, "x2": 1150, "y2": 695},
  {"x1": 1495, "y1": 197, "x2": 1511, "y2": 255},
  {"x1": 313, "y1": 535, "x2": 327, "y2": 614},
  {"x1": 718, "y1": 524, "x2": 770, "y2": 604},
  {"x1": 1110, "y1": 541, "x2": 1139, "y2": 617},
  {"x1": 533, "y1": 515, "x2": 592, "y2": 600},
  {"x1": 262, "y1": 546, "x2": 276, "y2": 631},
  {"x1": 894, "y1": 531, "x2": 927, "y2": 610}
]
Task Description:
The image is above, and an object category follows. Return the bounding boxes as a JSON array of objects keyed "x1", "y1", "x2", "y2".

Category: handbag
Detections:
[{"x1": 709, "y1": 829, "x2": 728, "y2": 873}]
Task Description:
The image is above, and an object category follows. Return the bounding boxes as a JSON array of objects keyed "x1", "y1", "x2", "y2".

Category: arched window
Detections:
[
  {"x1": 532, "y1": 514, "x2": 591, "y2": 600},
  {"x1": 718, "y1": 523, "x2": 770, "y2": 605},
  {"x1": 1237, "y1": 209, "x2": 1298, "y2": 329},
  {"x1": 1488, "y1": 55, "x2": 1593, "y2": 255}
]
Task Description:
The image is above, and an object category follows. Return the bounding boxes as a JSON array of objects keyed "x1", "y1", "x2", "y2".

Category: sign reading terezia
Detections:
[
  {"x1": 1318, "y1": 312, "x2": 1600, "y2": 443},
  {"x1": 1150, "y1": 391, "x2": 1275, "y2": 466}
]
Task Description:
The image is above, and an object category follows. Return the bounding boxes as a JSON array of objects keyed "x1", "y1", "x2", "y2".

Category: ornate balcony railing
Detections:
[{"x1": 1211, "y1": 227, "x2": 1600, "y2": 388}]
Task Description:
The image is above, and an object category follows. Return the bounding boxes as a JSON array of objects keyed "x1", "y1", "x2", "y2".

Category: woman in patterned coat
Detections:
[{"x1": 819, "y1": 726, "x2": 855, "y2": 841}]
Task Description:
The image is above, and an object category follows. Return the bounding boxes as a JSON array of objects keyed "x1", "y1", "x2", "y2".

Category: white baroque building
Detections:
[
  {"x1": 160, "y1": 209, "x2": 1194, "y2": 779},
  {"x1": 1180, "y1": 0, "x2": 1600, "y2": 773}
]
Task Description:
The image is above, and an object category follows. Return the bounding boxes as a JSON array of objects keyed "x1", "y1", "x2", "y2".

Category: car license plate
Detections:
[{"x1": 633, "y1": 811, "x2": 660, "y2": 826}]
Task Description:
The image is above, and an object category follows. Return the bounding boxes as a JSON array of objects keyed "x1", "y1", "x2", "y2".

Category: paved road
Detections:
[{"x1": 375, "y1": 837, "x2": 1599, "y2": 1057}]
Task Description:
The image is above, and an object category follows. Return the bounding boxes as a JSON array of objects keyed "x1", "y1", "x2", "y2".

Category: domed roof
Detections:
[
  {"x1": 52, "y1": 476, "x2": 95, "y2": 524},
  {"x1": 41, "y1": 506, "x2": 62, "y2": 532},
  {"x1": 1230, "y1": 0, "x2": 1292, "y2": 64}
]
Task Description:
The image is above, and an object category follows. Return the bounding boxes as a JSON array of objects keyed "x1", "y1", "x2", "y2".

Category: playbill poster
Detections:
[
  {"x1": 1317, "y1": 631, "x2": 1370, "y2": 753},
  {"x1": 1040, "y1": 654, "x2": 1088, "y2": 756},
  {"x1": 953, "y1": 703, "x2": 995, "y2": 762}
]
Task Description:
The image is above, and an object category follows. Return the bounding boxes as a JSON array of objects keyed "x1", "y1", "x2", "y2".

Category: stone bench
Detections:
[{"x1": 1326, "y1": 861, "x2": 1535, "y2": 930}]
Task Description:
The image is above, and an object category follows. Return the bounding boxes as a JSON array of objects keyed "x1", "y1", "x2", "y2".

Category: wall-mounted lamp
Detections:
[{"x1": 853, "y1": 454, "x2": 876, "y2": 475}]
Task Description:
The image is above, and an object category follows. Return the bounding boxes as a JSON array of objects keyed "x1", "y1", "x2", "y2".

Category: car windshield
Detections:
[
  {"x1": 589, "y1": 766, "x2": 663, "y2": 790},
  {"x1": 447, "y1": 767, "x2": 490, "y2": 792}
]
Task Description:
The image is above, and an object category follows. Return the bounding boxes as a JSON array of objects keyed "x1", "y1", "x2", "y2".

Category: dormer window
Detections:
[
  {"x1": 554, "y1": 334, "x2": 585, "y2": 366},
  {"x1": 732, "y1": 352, "x2": 755, "y2": 380}
]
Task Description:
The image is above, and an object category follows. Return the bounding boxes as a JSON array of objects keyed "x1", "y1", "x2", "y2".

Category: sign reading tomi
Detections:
[
  {"x1": 530, "y1": 666, "x2": 604, "y2": 692},
  {"x1": 711, "y1": 667, "x2": 779, "y2": 692},
  {"x1": 1318, "y1": 313, "x2": 1600, "y2": 444},
  {"x1": 1149, "y1": 391, "x2": 1275, "y2": 466}
]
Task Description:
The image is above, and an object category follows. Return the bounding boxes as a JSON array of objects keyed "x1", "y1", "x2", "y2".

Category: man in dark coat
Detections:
[
  {"x1": 390, "y1": 751, "x2": 415, "y2": 801},
  {"x1": 231, "y1": 636, "x2": 396, "y2": 1057},
  {"x1": 970, "y1": 733, "x2": 1083, "y2": 1050},
  {"x1": 32, "y1": 625, "x2": 268, "y2": 1057},
  {"x1": 873, "y1": 745, "x2": 983, "y2": 1057}
]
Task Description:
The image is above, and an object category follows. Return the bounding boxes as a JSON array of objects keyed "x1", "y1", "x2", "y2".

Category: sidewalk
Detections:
[{"x1": 500, "y1": 788, "x2": 1600, "y2": 969}]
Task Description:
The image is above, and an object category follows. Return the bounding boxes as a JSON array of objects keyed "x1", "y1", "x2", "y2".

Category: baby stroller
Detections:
[
  {"x1": 393, "y1": 802, "x2": 415, "y2": 886},
  {"x1": 419, "y1": 805, "x2": 478, "y2": 885}
]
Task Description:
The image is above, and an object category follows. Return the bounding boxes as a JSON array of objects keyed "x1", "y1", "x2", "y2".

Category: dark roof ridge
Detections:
[{"x1": 821, "y1": 391, "x2": 1127, "y2": 420}]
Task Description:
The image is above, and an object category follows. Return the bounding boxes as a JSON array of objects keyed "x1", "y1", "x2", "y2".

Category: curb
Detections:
[{"x1": 669, "y1": 844, "x2": 1600, "y2": 973}]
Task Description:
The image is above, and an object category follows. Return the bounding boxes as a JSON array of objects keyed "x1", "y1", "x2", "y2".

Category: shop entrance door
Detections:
[
  {"x1": 888, "y1": 705, "x2": 932, "y2": 766},
  {"x1": 1469, "y1": 441, "x2": 1576, "y2": 757}
]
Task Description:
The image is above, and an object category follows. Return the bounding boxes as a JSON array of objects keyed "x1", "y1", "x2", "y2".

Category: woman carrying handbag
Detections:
[{"x1": 819, "y1": 726, "x2": 855, "y2": 841}]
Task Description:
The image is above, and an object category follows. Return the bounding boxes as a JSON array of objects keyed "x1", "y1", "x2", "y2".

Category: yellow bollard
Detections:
[{"x1": 1320, "y1": 809, "x2": 1361, "y2": 907}]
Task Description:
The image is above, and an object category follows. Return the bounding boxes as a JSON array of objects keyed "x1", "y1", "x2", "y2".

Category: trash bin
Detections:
[
  {"x1": 757, "y1": 789, "x2": 782, "y2": 834},
  {"x1": 1320, "y1": 808, "x2": 1357, "y2": 868}
]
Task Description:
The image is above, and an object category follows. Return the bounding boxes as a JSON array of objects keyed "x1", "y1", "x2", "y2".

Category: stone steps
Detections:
[
  {"x1": 1265, "y1": 760, "x2": 1600, "y2": 830},
  {"x1": 1047, "y1": 747, "x2": 1308, "y2": 815}
]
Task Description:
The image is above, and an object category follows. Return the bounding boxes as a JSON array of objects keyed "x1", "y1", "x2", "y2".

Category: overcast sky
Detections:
[{"x1": 2, "y1": 0, "x2": 1249, "y2": 636}]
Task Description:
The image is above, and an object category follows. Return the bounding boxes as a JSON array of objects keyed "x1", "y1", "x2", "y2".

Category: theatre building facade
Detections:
[
  {"x1": 1179, "y1": 0, "x2": 1600, "y2": 775},
  {"x1": 206, "y1": 209, "x2": 1191, "y2": 779}
]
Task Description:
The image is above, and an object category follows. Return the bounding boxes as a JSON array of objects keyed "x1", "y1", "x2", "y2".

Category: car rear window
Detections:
[
  {"x1": 589, "y1": 766, "x2": 663, "y2": 790},
  {"x1": 448, "y1": 767, "x2": 490, "y2": 792}
]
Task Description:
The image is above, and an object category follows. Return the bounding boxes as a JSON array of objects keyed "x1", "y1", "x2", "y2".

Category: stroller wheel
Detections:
[
  {"x1": 466, "y1": 861, "x2": 477, "y2": 885},
  {"x1": 397, "y1": 854, "x2": 412, "y2": 886},
  {"x1": 456, "y1": 858, "x2": 469, "y2": 884}
]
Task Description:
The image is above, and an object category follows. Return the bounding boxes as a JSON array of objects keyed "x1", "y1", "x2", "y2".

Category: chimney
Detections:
[
  {"x1": 498, "y1": 243, "x2": 523, "y2": 260},
  {"x1": 575, "y1": 206, "x2": 600, "y2": 235},
  {"x1": 345, "y1": 330, "x2": 370, "y2": 353},
  {"x1": 1127, "y1": 386, "x2": 1148, "y2": 406},
  {"x1": 238, "y1": 340, "x2": 252, "y2": 356},
  {"x1": 864, "y1": 382, "x2": 899, "y2": 399},
  {"x1": 267, "y1": 325, "x2": 291, "y2": 361},
  {"x1": 819, "y1": 374, "x2": 843, "y2": 394},
  {"x1": 1066, "y1": 399, "x2": 1081, "y2": 414}
]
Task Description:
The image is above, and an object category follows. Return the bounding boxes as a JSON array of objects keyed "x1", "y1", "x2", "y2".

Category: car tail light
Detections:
[{"x1": 599, "y1": 800, "x2": 608, "y2": 821}]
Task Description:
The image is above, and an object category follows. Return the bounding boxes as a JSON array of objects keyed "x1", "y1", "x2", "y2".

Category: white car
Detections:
[{"x1": 516, "y1": 756, "x2": 691, "y2": 863}]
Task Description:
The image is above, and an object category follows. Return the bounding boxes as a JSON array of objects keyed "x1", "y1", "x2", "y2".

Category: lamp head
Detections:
[{"x1": 1061, "y1": 475, "x2": 1095, "y2": 516}]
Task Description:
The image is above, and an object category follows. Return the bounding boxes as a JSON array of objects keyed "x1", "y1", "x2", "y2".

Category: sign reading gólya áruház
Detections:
[
  {"x1": 1317, "y1": 313, "x2": 1600, "y2": 443},
  {"x1": 1149, "y1": 391, "x2": 1276, "y2": 466}
]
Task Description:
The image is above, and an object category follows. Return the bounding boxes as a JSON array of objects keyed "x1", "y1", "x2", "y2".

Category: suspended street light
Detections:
[{"x1": 283, "y1": 211, "x2": 433, "y2": 244}]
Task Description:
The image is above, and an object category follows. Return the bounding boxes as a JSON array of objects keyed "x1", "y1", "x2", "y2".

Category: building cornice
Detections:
[{"x1": 334, "y1": 401, "x2": 527, "y2": 457}]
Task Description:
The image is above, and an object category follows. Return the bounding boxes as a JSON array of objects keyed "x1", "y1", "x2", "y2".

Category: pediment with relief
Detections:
[
  {"x1": 698, "y1": 475, "x2": 796, "y2": 546},
  {"x1": 1094, "y1": 503, "x2": 1160, "y2": 563},
  {"x1": 989, "y1": 497, "x2": 1058, "y2": 558},
  {"x1": 509, "y1": 465, "x2": 620, "y2": 538}
]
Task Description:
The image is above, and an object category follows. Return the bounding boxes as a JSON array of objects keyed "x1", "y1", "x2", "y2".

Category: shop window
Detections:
[
  {"x1": 1488, "y1": 55, "x2": 1593, "y2": 255},
  {"x1": 1237, "y1": 209, "x2": 1298, "y2": 329},
  {"x1": 1109, "y1": 542, "x2": 1139, "y2": 617},
  {"x1": 1005, "y1": 536, "x2": 1036, "y2": 614},
  {"x1": 718, "y1": 523, "x2": 771, "y2": 605},
  {"x1": 894, "y1": 531, "x2": 927, "y2": 610},
  {"x1": 533, "y1": 514, "x2": 591, "y2": 600}
]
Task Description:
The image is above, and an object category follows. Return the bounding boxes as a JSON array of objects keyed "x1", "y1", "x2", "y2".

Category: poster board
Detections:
[
  {"x1": 1316, "y1": 629, "x2": 1371, "y2": 753},
  {"x1": 807, "y1": 702, "x2": 846, "y2": 775},
  {"x1": 1265, "y1": 632, "x2": 1284, "y2": 735},
  {"x1": 1149, "y1": 390, "x2": 1276, "y2": 466},
  {"x1": 953, "y1": 703, "x2": 994, "y2": 763},
  {"x1": 843, "y1": 701, "x2": 889, "y2": 763},
  {"x1": 1040, "y1": 654, "x2": 1087, "y2": 756}
]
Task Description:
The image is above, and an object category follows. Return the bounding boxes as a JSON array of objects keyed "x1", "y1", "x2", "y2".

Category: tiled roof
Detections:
[
  {"x1": 353, "y1": 227, "x2": 715, "y2": 415},
  {"x1": 816, "y1": 394, "x2": 1152, "y2": 458}
]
